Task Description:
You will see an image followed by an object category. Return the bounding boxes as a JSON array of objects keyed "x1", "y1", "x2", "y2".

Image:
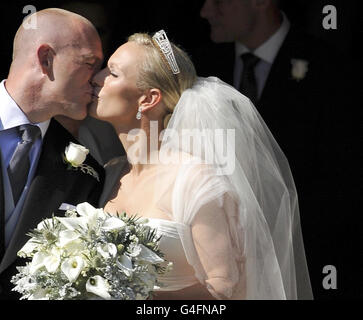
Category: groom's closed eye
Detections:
[
  {"x1": 84, "y1": 59, "x2": 97, "y2": 68},
  {"x1": 80, "y1": 54, "x2": 103, "y2": 71}
]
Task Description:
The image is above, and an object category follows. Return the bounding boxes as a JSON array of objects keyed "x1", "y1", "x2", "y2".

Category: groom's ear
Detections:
[
  {"x1": 138, "y1": 88, "x2": 162, "y2": 112},
  {"x1": 37, "y1": 44, "x2": 55, "y2": 80}
]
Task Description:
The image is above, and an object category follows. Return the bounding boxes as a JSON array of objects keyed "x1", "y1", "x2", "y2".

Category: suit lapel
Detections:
[
  {"x1": 0, "y1": 150, "x2": 5, "y2": 261},
  {"x1": 98, "y1": 156, "x2": 128, "y2": 208},
  {"x1": 259, "y1": 30, "x2": 293, "y2": 109}
]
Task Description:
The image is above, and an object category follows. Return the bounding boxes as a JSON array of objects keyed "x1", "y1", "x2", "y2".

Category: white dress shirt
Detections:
[
  {"x1": 0, "y1": 79, "x2": 50, "y2": 246},
  {"x1": 234, "y1": 12, "x2": 291, "y2": 99}
]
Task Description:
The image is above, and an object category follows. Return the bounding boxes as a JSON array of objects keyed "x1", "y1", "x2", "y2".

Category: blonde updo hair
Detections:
[{"x1": 128, "y1": 32, "x2": 197, "y2": 128}]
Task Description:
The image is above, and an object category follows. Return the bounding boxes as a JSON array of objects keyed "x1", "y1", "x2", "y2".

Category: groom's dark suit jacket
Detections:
[
  {"x1": 0, "y1": 119, "x2": 105, "y2": 300},
  {"x1": 193, "y1": 27, "x2": 359, "y2": 299}
]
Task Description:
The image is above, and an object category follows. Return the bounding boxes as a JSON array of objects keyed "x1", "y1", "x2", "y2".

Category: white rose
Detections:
[
  {"x1": 291, "y1": 59, "x2": 309, "y2": 81},
  {"x1": 57, "y1": 230, "x2": 84, "y2": 255},
  {"x1": 97, "y1": 243, "x2": 118, "y2": 260},
  {"x1": 57, "y1": 230, "x2": 80, "y2": 248},
  {"x1": 65, "y1": 142, "x2": 89, "y2": 166}
]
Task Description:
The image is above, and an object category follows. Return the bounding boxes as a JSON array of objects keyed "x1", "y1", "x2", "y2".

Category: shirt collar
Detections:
[
  {"x1": 0, "y1": 80, "x2": 50, "y2": 138},
  {"x1": 235, "y1": 11, "x2": 290, "y2": 64}
]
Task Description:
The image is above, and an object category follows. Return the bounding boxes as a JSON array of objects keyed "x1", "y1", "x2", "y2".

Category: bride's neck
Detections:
[{"x1": 116, "y1": 120, "x2": 163, "y2": 175}]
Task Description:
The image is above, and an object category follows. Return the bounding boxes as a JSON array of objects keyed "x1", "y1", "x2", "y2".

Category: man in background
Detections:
[{"x1": 198, "y1": 0, "x2": 358, "y2": 299}]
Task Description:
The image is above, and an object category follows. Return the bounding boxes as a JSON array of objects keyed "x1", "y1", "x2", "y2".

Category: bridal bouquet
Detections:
[{"x1": 11, "y1": 203, "x2": 171, "y2": 300}]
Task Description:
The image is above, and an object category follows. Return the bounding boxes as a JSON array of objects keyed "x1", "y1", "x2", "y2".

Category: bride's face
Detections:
[{"x1": 89, "y1": 42, "x2": 145, "y2": 127}]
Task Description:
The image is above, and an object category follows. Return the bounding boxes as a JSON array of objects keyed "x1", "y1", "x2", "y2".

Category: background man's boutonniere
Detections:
[
  {"x1": 63, "y1": 142, "x2": 100, "y2": 182},
  {"x1": 291, "y1": 59, "x2": 309, "y2": 82}
]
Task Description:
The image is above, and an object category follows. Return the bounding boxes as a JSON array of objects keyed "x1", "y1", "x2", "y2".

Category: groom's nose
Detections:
[
  {"x1": 91, "y1": 68, "x2": 107, "y2": 87},
  {"x1": 201, "y1": 0, "x2": 213, "y2": 19}
]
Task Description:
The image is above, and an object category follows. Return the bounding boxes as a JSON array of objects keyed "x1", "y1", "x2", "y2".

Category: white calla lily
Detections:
[
  {"x1": 116, "y1": 254, "x2": 133, "y2": 276},
  {"x1": 43, "y1": 248, "x2": 61, "y2": 273},
  {"x1": 76, "y1": 202, "x2": 105, "y2": 219},
  {"x1": 138, "y1": 244, "x2": 164, "y2": 263},
  {"x1": 101, "y1": 217, "x2": 126, "y2": 231},
  {"x1": 61, "y1": 256, "x2": 85, "y2": 282},
  {"x1": 57, "y1": 203, "x2": 106, "y2": 232},
  {"x1": 86, "y1": 276, "x2": 111, "y2": 300},
  {"x1": 29, "y1": 252, "x2": 47, "y2": 274},
  {"x1": 56, "y1": 216, "x2": 88, "y2": 231}
]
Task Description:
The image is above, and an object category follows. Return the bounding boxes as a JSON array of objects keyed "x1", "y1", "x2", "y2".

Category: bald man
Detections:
[{"x1": 0, "y1": 8, "x2": 105, "y2": 299}]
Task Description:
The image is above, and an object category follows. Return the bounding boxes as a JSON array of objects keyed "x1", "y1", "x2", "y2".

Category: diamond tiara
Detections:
[{"x1": 152, "y1": 30, "x2": 180, "y2": 75}]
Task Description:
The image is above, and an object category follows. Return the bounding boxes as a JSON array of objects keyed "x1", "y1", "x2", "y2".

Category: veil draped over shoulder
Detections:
[{"x1": 154, "y1": 77, "x2": 312, "y2": 299}]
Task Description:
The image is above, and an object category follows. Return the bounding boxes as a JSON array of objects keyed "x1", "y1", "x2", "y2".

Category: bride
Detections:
[{"x1": 89, "y1": 30, "x2": 312, "y2": 300}]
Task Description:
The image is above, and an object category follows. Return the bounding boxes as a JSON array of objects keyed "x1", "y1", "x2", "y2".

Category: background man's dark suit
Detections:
[
  {"x1": 194, "y1": 27, "x2": 359, "y2": 299},
  {"x1": 0, "y1": 119, "x2": 105, "y2": 300}
]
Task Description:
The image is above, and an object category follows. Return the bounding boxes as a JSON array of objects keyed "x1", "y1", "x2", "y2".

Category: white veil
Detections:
[{"x1": 155, "y1": 77, "x2": 312, "y2": 299}]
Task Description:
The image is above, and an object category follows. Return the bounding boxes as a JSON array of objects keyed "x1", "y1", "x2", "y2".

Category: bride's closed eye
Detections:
[{"x1": 108, "y1": 67, "x2": 118, "y2": 78}]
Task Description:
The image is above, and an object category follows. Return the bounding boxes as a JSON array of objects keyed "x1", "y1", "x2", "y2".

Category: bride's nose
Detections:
[{"x1": 91, "y1": 68, "x2": 107, "y2": 87}]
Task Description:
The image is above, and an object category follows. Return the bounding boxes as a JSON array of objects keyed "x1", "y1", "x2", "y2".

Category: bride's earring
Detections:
[{"x1": 136, "y1": 107, "x2": 143, "y2": 120}]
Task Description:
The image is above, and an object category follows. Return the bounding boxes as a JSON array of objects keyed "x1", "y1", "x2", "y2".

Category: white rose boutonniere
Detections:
[
  {"x1": 63, "y1": 142, "x2": 100, "y2": 182},
  {"x1": 291, "y1": 59, "x2": 309, "y2": 82},
  {"x1": 65, "y1": 142, "x2": 89, "y2": 166}
]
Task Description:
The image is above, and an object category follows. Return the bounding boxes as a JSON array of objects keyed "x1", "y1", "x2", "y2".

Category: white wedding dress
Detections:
[
  {"x1": 99, "y1": 77, "x2": 312, "y2": 300},
  {"x1": 145, "y1": 218, "x2": 199, "y2": 291}
]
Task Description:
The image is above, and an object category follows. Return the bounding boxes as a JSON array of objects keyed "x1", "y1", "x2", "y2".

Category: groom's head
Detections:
[{"x1": 7, "y1": 8, "x2": 104, "y2": 123}]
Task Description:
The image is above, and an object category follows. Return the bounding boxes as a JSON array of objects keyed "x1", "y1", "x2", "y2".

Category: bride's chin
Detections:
[{"x1": 88, "y1": 102, "x2": 101, "y2": 119}]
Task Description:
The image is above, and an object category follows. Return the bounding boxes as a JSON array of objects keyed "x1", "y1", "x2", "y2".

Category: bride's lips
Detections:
[{"x1": 91, "y1": 91, "x2": 99, "y2": 99}]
